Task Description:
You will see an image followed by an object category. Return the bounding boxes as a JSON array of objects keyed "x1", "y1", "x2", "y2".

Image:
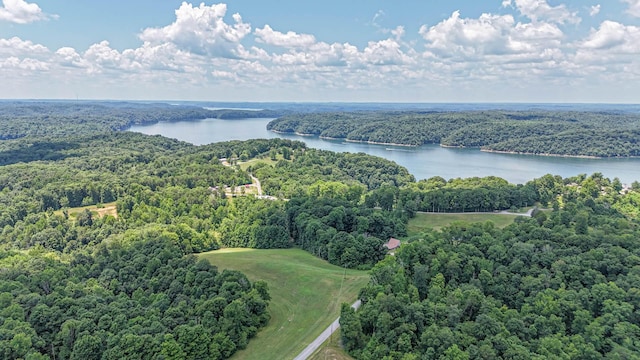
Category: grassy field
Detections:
[
  {"x1": 238, "y1": 157, "x2": 279, "y2": 171},
  {"x1": 198, "y1": 248, "x2": 369, "y2": 360},
  {"x1": 408, "y1": 212, "x2": 519, "y2": 235},
  {"x1": 53, "y1": 201, "x2": 118, "y2": 219},
  {"x1": 309, "y1": 329, "x2": 354, "y2": 360}
]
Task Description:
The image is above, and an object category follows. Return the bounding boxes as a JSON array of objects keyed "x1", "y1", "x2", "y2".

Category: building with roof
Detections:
[{"x1": 384, "y1": 238, "x2": 401, "y2": 254}]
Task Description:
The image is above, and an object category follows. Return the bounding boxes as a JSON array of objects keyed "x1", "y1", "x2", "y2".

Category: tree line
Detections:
[
  {"x1": 0, "y1": 101, "x2": 281, "y2": 141},
  {"x1": 0, "y1": 233, "x2": 270, "y2": 359},
  {"x1": 4, "y1": 102, "x2": 640, "y2": 358},
  {"x1": 341, "y1": 173, "x2": 640, "y2": 359},
  {"x1": 267, "y1": 110, "x2": 640, "y2": 157}
]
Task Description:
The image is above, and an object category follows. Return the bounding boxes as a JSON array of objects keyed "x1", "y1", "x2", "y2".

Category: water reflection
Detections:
[{"x1": 129, "y1": 118, "x2": 640, "y2": 184}]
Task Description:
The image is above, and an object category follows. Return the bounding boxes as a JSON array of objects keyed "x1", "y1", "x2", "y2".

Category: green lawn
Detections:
[
  {"x1": 408, "y1": 212, "x2": 518, "y2": 235},
  {"x1": 53, "y1": 201, "x2": 118, "y2": 219},
  {"x1": 309, "y1": 328, "x2": 354, "y2": 360},
  {"x1": 197, "y1": 248, "x2": 369, "y2": 360},
  {"x1": 238, "y1": 157, "x2": 278, "y2": 171}
]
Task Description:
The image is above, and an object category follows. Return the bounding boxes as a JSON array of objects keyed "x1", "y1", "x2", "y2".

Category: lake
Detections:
[{"x1": 128, "y1": 117, "x2": 640, "y2": 184}]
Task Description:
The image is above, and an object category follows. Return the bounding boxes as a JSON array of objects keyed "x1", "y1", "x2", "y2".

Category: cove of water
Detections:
[{"x1": 128, "y1": 117, "x2": 640, "y2": 185}]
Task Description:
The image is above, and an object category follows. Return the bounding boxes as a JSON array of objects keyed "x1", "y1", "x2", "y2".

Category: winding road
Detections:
[
  {"x1": 249, "y1": 174, "x2": 262, "y2": 196},
  {"x1": 293, "y1": 300, "x2": 362, "y2": 360}
]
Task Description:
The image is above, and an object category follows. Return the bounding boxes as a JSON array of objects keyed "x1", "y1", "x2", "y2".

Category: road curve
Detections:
[
  {"x1": 249, "y1": 174, "x2": 262, "y2": 196},
  {"x1": 292, "y1": 300, "x2": 362, "y2": 360}
]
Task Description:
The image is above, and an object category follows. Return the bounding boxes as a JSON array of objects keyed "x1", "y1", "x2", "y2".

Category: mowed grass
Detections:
[
  {"x1": 309, "y1": 329, "x2": 354, "y2": 360},
  {"x1": 197, "y1": 248, "x2": 369, "y2": 360},
  {"x1": 238, "y1": 157, "x2": 278, "y2": 171},
  {"x1": 53, "y1": 201, "x2": 118, "y2": 219},
  {"x1": 408, "y1": 212, "x2": 518, "y2": 235}
]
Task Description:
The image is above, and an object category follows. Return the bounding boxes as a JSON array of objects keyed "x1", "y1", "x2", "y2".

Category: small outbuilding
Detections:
[{"x1": 384, "y1": 238, "x2": 401, "y2": 254}]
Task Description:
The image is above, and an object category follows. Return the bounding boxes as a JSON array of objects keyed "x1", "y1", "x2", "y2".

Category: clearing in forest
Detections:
[
  {"x1": 54, "y1": 201, "x2": 118, "y2": 219},
  {"x1": 408, "y1": 212, "x2": 519, "y2": 234},
  {"x1": 198, "y1": 248, "x2": 369, "y2": 360}
]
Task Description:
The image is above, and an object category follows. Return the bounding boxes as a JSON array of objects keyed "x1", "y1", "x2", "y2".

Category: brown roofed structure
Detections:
[{"x1": 384, "y1": 237, "x2": 401, "y2": 251}]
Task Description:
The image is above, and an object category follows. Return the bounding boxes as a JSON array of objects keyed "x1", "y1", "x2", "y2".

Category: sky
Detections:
[{"x1": 1, "y1": 0, "x2": 640, "y2": 103}]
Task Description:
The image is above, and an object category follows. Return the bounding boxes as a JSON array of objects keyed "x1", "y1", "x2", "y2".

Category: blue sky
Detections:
[{"x1": 1, "y1": 0, "x2": 640, "y2": 102}]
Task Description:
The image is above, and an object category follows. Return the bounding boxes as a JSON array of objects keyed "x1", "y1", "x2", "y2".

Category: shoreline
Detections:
[
  {"x1": 269, "y1": 130, "x2": 638, "y2": 159},
  {"x1": 272, "y1": 130, "x2": 419, "y2": 147},
  {"x1": 440, "y1": 144, "x2": 467, "y2": 149},
  {"x1": 270, "y1": 129, "x2": 316, "y2": 137},
  {"x1": 343, "y1": 139, "x2": 417, "y2": 147},
  {"x1": 480, "y1": 149, "x2": 602, "y2": 159}
]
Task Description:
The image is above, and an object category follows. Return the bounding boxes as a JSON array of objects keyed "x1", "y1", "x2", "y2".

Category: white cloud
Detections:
[
  {"x1": 254, "y1": 25, "x2": 316, "y2": 48},
  {"x1": 363, "y1": 38, "x2": 412, "y2": 65},
  {"x1": 0, "y1": 36, "x2": 48, "y2": 56},
  {"x1": 83, "y1": 41, "x2": 125, "y2": 71},
  {"x1": 139, "y1": 2, "x2": 251, "y2": 58},
  {"x1": 371, "y1": 10, "x2": 385, "y2": 28},
  {"x1": 0, "y1": 56, "x2": 48, "y2": 70},
  {"x1": 590, "y1": 5, "x2": 601, "y2": 16},
  {"x1": 623, "y1": 0, "x2": 640, "y2": 17},
  {"x1": 3, "y1": 1, "x2": 640, "y2": 102},
  {"x1": 211, "y1": 69, "x2": 237, "y2": 79},
  {"x1": 55, "y1": 47, "x2": 88, "y2": 68},
  {"x1": 508, "y1": 0, "x2": 580, "y2": 24},
  {"x1": 78, "y1": 39, "x2": 203, "y2": 75},
  {"x1": 420, "y1": 11, "x2": 514, "y2": 56},
  {"x1": 419, "y1": 11, "x2": 563, "y2": 59},
  {"x1": 305, "y1": 42, "x2": 357, "y2": 67},
  {"x1": 391, "y1": 26, "x2": 405, "y2": 41},
  {"x1": 122, "y1": 43, "x2": 195, "y2": 72},
  {"x1": 581, "y1": 20, "x2": 640, "y2": 52},
  {"x1": 0, "y1": 0, "x2": 55, "y2": 24}
]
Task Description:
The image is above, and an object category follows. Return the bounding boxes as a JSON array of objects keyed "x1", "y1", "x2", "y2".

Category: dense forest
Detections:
[
  {"x1": 0, "y1": 101, "x2": 282, "y2": 140},
  {"x1": 341, "y1": 173, "x2": 640, "y2": 359},
  {"x1": 0, "y1": 101, "x2": 417, "y2": 358},
  {"x1": 3, "y1": 101, "x2": 640, "y2": 358},
  {"x1": 0, "y1": 237, "x2": 270, "y2": 359},
  {"x1": 267, "y1": 111, "x2": 640, "y2": 157}
]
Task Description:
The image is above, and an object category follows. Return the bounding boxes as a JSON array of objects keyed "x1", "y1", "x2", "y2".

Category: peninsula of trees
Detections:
[
  {"x1": 0, "y1": 101, "x2": 282, "y2": 140},
  {"x1": 267, "y1": 110, "x2": 640, "y2": 157}
]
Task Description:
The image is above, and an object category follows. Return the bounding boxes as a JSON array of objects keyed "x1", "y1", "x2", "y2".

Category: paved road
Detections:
[
  {"x1": 498, "y1": 208, "x2": 534, "y2": 216},
  {"x1": 417, "y1": 208, "x2": 534, "y2": 217},
  {"x1": 293, "y1": 300, "x2": 362, "y2": 360},
  {"x1": 249, "y1": 174, "x2": 262, "y2": 196}
]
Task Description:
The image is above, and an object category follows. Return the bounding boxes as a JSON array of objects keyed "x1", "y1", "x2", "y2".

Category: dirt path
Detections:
[{"x1": 293, "y1": 300, "x2": 361, "y2": 360}]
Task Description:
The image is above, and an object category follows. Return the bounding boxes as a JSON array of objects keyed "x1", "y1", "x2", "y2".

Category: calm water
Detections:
[{"x1": 129, "y1": 118, "x2": 640, "y2": 184}]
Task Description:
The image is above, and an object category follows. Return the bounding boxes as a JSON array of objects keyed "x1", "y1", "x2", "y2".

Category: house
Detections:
[{"x1": 384, "y1": 238, "x2": 401, "y2": 254}]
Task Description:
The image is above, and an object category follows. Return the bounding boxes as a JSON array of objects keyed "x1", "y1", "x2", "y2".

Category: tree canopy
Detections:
[
  {"x1": 3, "y1": 101, "x2": 640, "y2": 359},
  {"x1": 341, "y1": 173, "x2": 640, "y2": 359},
  {"x1": 267, "y1": 110, "x2": 640, "y2": 157}
]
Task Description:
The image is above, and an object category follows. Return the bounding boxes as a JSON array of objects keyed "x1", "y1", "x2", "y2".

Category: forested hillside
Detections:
[
  {"x1": 0, "y1": 134, "x2": 293, "y2": 358},
  {"x1": 3, "y1": 101, "x2": 640, "y2": 359},
  {"x1": 267, "y1": 111, "x2": 640, "y2": 157},
  {"x1": 0, "y1": 123, "x2": 414, "y2": 357},
  {"x1": 1, "y1": 237, "x2": 270, "y2": 359},
  {"x1": 0, "y1": 101, "x2": 281, "y2": 140},
  {"x1": 341, "y1": 173, "x2": 640, "y2": 359}
]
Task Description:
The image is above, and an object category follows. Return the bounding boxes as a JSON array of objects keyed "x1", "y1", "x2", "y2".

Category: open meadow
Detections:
[
  {"x1": 407, "y1": 212, "x2": 519, "y2": 235},
  {"x1": 53, "y1": 201, "x2": 118, "y2": 219},
  {"x1": 198, "y1": 248, "x2": 369, "y2": 360}
]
